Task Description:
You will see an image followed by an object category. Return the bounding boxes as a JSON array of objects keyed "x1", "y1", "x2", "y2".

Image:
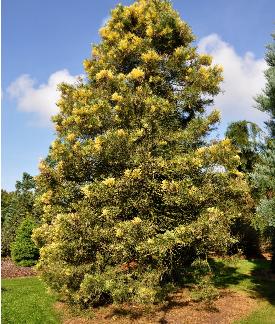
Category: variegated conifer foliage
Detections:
[{"x1": 33, "y1": 0, "x2": 253, "y2": 305}]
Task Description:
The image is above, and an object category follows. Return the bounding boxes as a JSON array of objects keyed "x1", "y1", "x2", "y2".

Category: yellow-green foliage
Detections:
[{"x1": 33, "y1": 0, "x2": 253, "y2": 305}]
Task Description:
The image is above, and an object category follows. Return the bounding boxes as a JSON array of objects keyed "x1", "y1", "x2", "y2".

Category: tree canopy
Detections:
[
  {"x1": 33, "y1": 0, "x2": 253, "y2": 305},
  {"x1": 255, "y1": 33, "x2": 275, "y2": 137}
]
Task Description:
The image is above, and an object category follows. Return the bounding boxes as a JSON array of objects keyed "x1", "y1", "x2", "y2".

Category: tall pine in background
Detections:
[
  {"x1": 33, "y1": 0, "x2": 253, "y2": 305},
  {"x1": 255, "y1": 34, "x2": 275, "y2": 137},
  {"x1": 253, "y1": 34, "x2": 275, "y2": 272},
  {"x1": 225, "y1": 121, "x2": 263, "y2": 257},
  {"x1": 225, "y1": 120, "x2": 262, "y2": 173}
]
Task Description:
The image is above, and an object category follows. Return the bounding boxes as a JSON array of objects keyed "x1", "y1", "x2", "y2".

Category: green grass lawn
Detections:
[
  {"x1": 2, "y1": 277, "x2": 60, "y2": 324},
  {"x1": 210, "y1": 257, "x2": 275, "y2": 324},
  {"x1": 233, "y1": 258, "x2": 275, "y2": 324},
  {"x1": 237, "y1": 301, "x2": 275, "y2": 324}
]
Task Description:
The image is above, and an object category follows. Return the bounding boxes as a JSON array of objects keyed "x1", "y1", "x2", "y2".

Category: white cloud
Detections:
[
  {"x1": 7, "y1": 69, "x2": 81, "y2": 126},
  {"x1": 198, "y1": 34, "x2": 268, "y2": 132},
  {"x1": 8, "y1": 35, "x2": 268, "y2": 131}
]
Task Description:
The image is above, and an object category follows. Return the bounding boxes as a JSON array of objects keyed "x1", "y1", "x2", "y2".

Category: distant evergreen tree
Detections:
[
  {"x1": 255, "y1": 34, "x2": 275, "y2": 137},
  {"x1": 253, "y1": 34, "x2": 275, "y2": 272},
  {"x1": 225, "y1": 120, "x2": 262, "y2": 173},
  {"x1": 225, "y1": 121, "x2": 262, "y2": 257},
  {"x1": 11, "y1": 217, "x2": 39, "y2": 267},
  {"x1": 252, "y1": 141, "x2": 275, "y2": 271}
]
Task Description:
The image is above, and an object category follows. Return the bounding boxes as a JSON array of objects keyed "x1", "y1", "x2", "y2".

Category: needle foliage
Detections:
[{"x1": 33, "y1": 0, "x2": 253, "y2": 305}]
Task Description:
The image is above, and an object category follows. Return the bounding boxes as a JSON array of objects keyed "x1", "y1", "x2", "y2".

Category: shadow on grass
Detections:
[
  {"x1": 250, "y1": 259, "x2": 275, "y2": 305},
  {"x1": 209, "y1": 258, "x2": 275, "y2": 306},
  {"x1": 209, "y1": 259, "x2": 250, "y2": 287},
  {"x1": 102, "y1": 257, "x2": 275, "y2": 322}
]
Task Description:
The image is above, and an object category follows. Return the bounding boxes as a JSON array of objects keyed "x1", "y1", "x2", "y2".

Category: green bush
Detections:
[
  {"x1": 1, "y1": 173, "x2": 40, "y2": 257},
  {"x1": 11, "y1": 218, "x2": 39, "y2": 267},
  {"x1": 190, "y1": 278, "x2": 220, "y2": 303}
]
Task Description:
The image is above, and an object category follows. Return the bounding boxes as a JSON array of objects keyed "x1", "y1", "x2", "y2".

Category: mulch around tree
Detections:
[
  {"x1": 1, "y1": 258, "x2": 36, "y2": 278},
  {"x1": 56, "y1": 290, "x2": 258, "y2": 324}
]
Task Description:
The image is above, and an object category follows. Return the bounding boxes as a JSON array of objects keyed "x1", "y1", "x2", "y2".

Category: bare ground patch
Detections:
[
  {"x1": 56, "y1": 289, "x2": 258, "y2": 324},
  {"x1": 1, "y1": 258, "x2": 36, "y2": 278}
]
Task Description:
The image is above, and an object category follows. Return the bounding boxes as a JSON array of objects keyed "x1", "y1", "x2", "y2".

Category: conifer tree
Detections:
[
  {"x1": 225, "y1": 121, "x2": 262, "y2": 257},
  {"x1": 252, "y1": 141, "x2": 275, "y2": 271},
  {"x1": 255, "y1": 34, "x2": 275, "y2": 137},
  {"x1": 225, "y1": 120, "x2": 262, "y2": 173},
  {"x1": 11, "y1": 217, "x2": 39, "y2": 267},
  {"x1": 253, "y1": 34, "x2": 275, "y2": 271},
  {"x1": 33, "y1": 0, "x2": 253, "y2": 305}
]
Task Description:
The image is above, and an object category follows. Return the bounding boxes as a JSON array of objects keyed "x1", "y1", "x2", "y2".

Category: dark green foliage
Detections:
[
  {"x1": 229, "y1": 218, "x2": 261, "y2": 258},
  {"x1": 253, "y1": 33, "x2": 275, "y2": 267},
  {"x1": 1, "y1": 173, "x2": 41, "y2": 256},
  {"x1": 1, "y1": 190, "x2": 14, "y2": 225},
  {"x1": 15, "y1": 172, "x2": 36, "y2": 193},
  {"x1": 11, "y1": 218, "x2": 39, "y2": 267},
  {"x1": 255, "y1": 34, "x2": 275, "y2": 137},
  {"x1": 253, "y1": 33, "x2": 275, "y2": 272},
  {"x1": 1, "y1": 190, "x2": 18, "y2": 256},
  {"x1": 252, "y1": 141, "x2": 275, "y2": 272},
  {"x1": 225, "y1": 121, "x2": 262, "y2": 257}
]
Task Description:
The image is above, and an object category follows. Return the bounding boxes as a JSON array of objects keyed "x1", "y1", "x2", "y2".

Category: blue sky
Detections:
[{"x1": 2, "y1": 0, "x2": 275, "y2": 191}]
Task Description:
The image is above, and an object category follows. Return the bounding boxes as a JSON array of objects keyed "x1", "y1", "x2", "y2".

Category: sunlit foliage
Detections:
[{"x1": 33, "y1": 0, "x2": 253, "y2": 305}]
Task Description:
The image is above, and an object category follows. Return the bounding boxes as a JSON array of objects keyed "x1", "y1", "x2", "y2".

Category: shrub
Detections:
[
  {"x1": 190, "y1": 278, "x2": 220, "y2": 303},
  {"x1": 11, "y1": 218, "x2": 39, "y2": 267}
]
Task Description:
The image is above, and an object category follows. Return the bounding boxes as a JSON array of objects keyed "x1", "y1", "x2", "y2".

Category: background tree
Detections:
[
  {"x1": 1, "y1": 190, "x2": 15, "y2": 226},
  {"x1": 1, "y1": 173, "x2": 40, "y2": 256},
  {"x1": 253, "y1": 34, "x2": 275, "y2": 272},
  {"x1": 1, "y1": 190, "x2": 18, "y2": 256},
  {"x1": 33, "y1": 0, "x2": 253, "y2": 305},
  {"x1": 225, "y1": 120, "x2": 262, "y2": 257},
  {"x1": 252, "y1": 142, "x2": 275, "y2": 271},
  {"x1": 11, "y1": 217, "x2": 39, "y2": 267},
  {"x1": 225, "y1": 120, "x2": 262, "y2": 173},
  {"x1": 255, "y1": 33, "x2": 275, "y2": 137}
]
